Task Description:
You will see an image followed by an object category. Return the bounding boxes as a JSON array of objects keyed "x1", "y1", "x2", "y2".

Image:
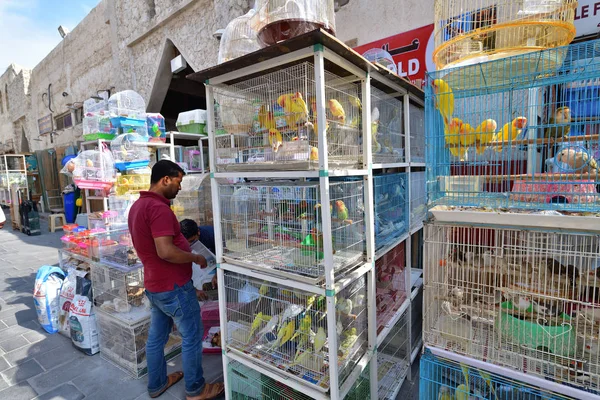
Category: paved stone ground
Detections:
[
  {"x1": 0, "y1": 212, "x2": 420, "y2": 399},
  {"x1": 0, "y1": 214, "x2": 224, "y2": 400}
]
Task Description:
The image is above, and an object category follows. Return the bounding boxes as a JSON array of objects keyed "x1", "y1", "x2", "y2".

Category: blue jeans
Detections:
[{"x1": 145, "y1": 280, "x2": 205, "y2": 397}]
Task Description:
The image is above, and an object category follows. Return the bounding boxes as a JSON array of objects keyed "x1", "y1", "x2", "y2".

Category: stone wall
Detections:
[{"x1": 0, "y1": 65, "x2": 31, "y2": 153}]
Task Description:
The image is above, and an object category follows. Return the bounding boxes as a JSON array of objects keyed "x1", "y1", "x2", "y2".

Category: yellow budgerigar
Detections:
[
  {"x1": 248, "y1": 312, "x2": 271, "y2": 339},
  {"x1": 290, "y1": 314, "x2": 311, "y2": 342},
  {"x1": 338, "y1": 327, "x2": 358, "y2": 359},
  {"x1": 455, "y1": 384, "x2": 469, "y2": 400},
  {"x1": 314, "y1": 326, "x2": 327, "y2": 353},
  {"x1": 491, "y1": 117, "x2": 527, "y2": 152},
  {"x1": 270, "y1": 319, "x2": 296, "y2": 350}
]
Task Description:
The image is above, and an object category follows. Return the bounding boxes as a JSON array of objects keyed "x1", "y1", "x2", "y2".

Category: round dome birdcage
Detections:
[
  {"x1": 251, "y1": 0, "x2": 336, "y2": 46},
  {"x1": 108, "y1": 90, "x2": 147, "y2": 128},
  {"x1": 362, "y1": 48, "x2": 397, "y2": 74},
  {"x1": 110, "y1": 133, "x2": 150, "y2": 171},
  {"x1": 218, "y1": 9, "x2": 261, "y2": 64},
  {"x1": 433, "y1": 0, "x2": 577, "y2": 72}
]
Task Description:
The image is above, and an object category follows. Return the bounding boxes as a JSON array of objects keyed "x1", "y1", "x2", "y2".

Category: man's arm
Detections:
[{"x1": 154, "y1": 236, "x2": 207, "y2": 266}]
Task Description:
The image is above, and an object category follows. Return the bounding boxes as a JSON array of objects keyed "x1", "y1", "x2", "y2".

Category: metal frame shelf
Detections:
[{"x1": 194, "y1": 29, "x2": 425, "y2": 399}]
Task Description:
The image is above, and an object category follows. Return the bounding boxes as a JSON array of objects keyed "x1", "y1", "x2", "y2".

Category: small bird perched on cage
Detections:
[
  {"x1": 328, "y1": 99, "x2": 346, "y2": 123},
  {"x1": 431, "y1": 79, "x2": 454, "y2": 126},
  {"x1": 544, "y1": 106, "x2": 571, "y2": 139},
  {"x1": 492, "y1": 117, "x2": 527, "y2": 152},
  {"x1": 474, "y1": 119, "x2": 498, "y2": 155}
]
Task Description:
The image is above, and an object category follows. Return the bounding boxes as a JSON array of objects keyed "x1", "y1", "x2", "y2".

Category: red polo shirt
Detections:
[{"x1": 128, "y1": 191, "x2": 192, "y2": 292}]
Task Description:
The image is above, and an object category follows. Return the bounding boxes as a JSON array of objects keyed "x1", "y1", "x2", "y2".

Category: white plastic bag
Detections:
[
  {"x1": 33, "y1": 266, "x2": 66, "y2": 334},
  {"x1": 69, "y1": 274, "x2": 99, "y2": 355},
  {"x1": 58, "y1": 269, "x2": 87, "y2": 337},
  {"x1": 190, "y1": 240, "x2": 216, "y2": 291}
]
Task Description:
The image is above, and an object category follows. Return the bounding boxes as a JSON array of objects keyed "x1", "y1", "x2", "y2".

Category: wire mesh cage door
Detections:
[
  {"x1": 377, "y1": 311, "x2": 411, "y2": 400},
  {"x1": 427, "y1": 39, "x2": 600, "y2": 213},
  {"x1": 423, "y1": 222, "x2": 600, "y2": 395},
  {"x1": 371, "y1": 87, "x2": 405, "y2": 164}
]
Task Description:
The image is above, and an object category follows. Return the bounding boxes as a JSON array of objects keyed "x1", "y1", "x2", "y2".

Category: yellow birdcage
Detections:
[{"x1": 433, "y1": 0, "x2": 577, "y2": 71}]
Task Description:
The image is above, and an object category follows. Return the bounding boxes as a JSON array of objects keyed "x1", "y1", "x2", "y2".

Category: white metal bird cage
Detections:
[
  {"x1": 370, "y1": 87, "x2": 405, "y2": 164},
  {"x1": 218, "y1": 9, "x2": 261, "y2": 64},
  {"x1": 375, "y1": 241, "x2": 407, "y2": 336},
  {"x1": 110, "y1": 133, "x2": 151, "y2": 171},
  {"x1": 223, "y1": 270, "x2": 368, "y2": 392},
  {"x1": 171, "y1": 173, "x2": 213, "y2": 224},
  {"x1": 251, "y1": 0, "x2": 336, "y2": 46},
  {"x1": 62, "y1": 149, "x2": 116, "y2": 191},
  {"x1": 423, "y1": 222, "x2": 600, "y2": 395},
  {"x1": 218, "y1": 180, "x2": 365, "y2": 283},
  {"x1": 433, "y1": 0, "x2": 577, "y2": 72},
  {"x1": 108, "y1": 90, "x2": 147, "y2": 129},
  {"x1": 211, "y1": 62, "x2": 362, "y2": 171}
]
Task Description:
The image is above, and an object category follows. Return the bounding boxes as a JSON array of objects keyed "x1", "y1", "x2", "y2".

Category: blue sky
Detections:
[{"x1": 0, "y1": 0, "x2": 101, "y2": 72}]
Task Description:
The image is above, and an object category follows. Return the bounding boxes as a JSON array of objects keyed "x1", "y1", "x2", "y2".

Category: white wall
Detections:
[{"x1": 335, "y1": 0, "x2": 434, "y2": 46}]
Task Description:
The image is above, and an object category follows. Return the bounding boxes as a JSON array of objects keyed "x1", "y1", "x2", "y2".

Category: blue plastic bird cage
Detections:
[
  {"x1": 420, "y1": 350, "x2": 571, "y2": 400},
  {"x1": 426, "y1": 38, "x2": 600, "y2": 212},
  {"x1": 373, "y1": 173, "x2": 407, "y2": 254}
]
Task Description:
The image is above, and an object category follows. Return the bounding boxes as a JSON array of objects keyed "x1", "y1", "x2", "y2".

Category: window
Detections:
[
  {"x1": 4, "y1": 84, "x2": 8, "y2": 112},
  {"x1": 55, "y1": 112, "x2": 73, "y2": 131},
  {"x1": 73, "y1": 107, "x2": 83, "y2": 125},
  {"x1": 0, "y1": 91, "x2": 3, "y2": 114}
]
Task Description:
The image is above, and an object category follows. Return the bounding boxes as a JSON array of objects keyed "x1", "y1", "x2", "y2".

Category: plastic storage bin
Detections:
[
  {"x1": 96, "y1": 228, "x2": 141, "y2": 271},
  {"x1": 91, "y1": 262, "x2": 148, "y2": 325},
  {"x1": 176, "y1": 109, "x2": 207, "y2": 135},
  {"x1": 108, "y1": 90, "x2": 146, "y2": 128},
  {"x1": 96, "y1": 312, "x2": 182, "y2": 378},
  {"x1": 201, "y1": 301, "x2": 220, "y2": 354}
]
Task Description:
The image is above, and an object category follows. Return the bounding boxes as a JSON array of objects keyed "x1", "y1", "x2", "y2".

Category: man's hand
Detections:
[
  {"x1": 195, "y1": 289, "x2": 208, "y2": 301},
  {"x1": 194, "y1": 254, "x2": 207, "y2": 268}
]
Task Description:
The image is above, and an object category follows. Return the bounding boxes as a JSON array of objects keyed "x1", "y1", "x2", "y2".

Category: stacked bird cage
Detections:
[
  {"x1": 422, "y1": 26, "x2": 600, "y2": 399},
  {"x1": 375, "y1": 241, "x2": 407, "y2": 336},
  {"x1": 409, "y1": 171, "x2": 427, "y2": 230},
  {"x1": 427, "y1": 40, "x2": 600, "y2": 216},
  {"x1": 377, "y1": 312, "x2": 411, "y2": 400},
  {"x1": 218, "y1": 180, "x2": 365, "y2": 282},
  {"x1": 95, "y1": 310, "x2": 181, "y2": 378},
  {"x1": 224, "y1": 271, "x2": 368, "y2": 390},
  {"x1": 201, "y1": 31, "x2": 426, "y2": 400},
  {"x1": 373, "y1": 173, "x2": 407, "y2": 253},
  {"x1": 171, "y1": 173, "x2": 213, "y2": 223},
  {"x1": 212, "y1": 62, "x2": 362, "y2": 171},
  {"x1": 419, "y1": 350, "x2": 572, "y2": 400}
]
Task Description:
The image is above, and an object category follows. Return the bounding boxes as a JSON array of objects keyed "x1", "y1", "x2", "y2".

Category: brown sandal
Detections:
[
  {"x1": 150, "y1": 371, "x2": 184, "y2": 398},
  {"x1": 186, "y1": 382, "x2": 225, "y2": 400}
]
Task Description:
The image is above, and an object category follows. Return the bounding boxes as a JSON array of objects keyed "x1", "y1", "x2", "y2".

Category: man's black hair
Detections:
[
  {"x1": 180, "y1": 219, "x2": 199, "y2": 240},
  {"x1": 151, "y1": 160, "x2": 185, "y2": 184}
]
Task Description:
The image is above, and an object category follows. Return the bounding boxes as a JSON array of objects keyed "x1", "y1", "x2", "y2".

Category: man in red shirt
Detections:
[{"x1": 128, "y1": 160, "x2": 224, "y2": 400}]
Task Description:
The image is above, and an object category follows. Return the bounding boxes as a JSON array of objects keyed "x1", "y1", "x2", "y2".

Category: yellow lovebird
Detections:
[
  {"x1": 278, "y1": 92, "x2": 308, "y2": 126},
  {"x1": 474, "y1": 119, "x2": 498, "y2": 155},
  {"x1": 328, "y1": 99, "x2": 346, "y2": 123},
  {"x1": 310, "y1": 146, "x2": 318, "y2": 161},
  {"x1": 268, "y1": 128, "x2": 283, "y2": 153},
  {"x1": 258, "y1": 105, "x2": 276, "y2": 130},
  {"x1": 445, "y1": 118, "x2": 463, "y2": 158},
  {"x1": 334, "y1": 200, "x2": 349, "y2": 222},
  {"x1": 492, "y1": 117, "x2": 527, "y2": 152},
  {"x1": 432, "y1": 78, "x2": 454, "y2": 125}
]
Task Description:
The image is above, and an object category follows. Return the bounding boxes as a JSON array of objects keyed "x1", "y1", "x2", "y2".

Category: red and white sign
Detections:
[
  {"x1": 574, "y1": 0, "x2": 600, "y2": 37},
  {"x1": 354, "y1": 24, "x2": 435, "y2": 87}
]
